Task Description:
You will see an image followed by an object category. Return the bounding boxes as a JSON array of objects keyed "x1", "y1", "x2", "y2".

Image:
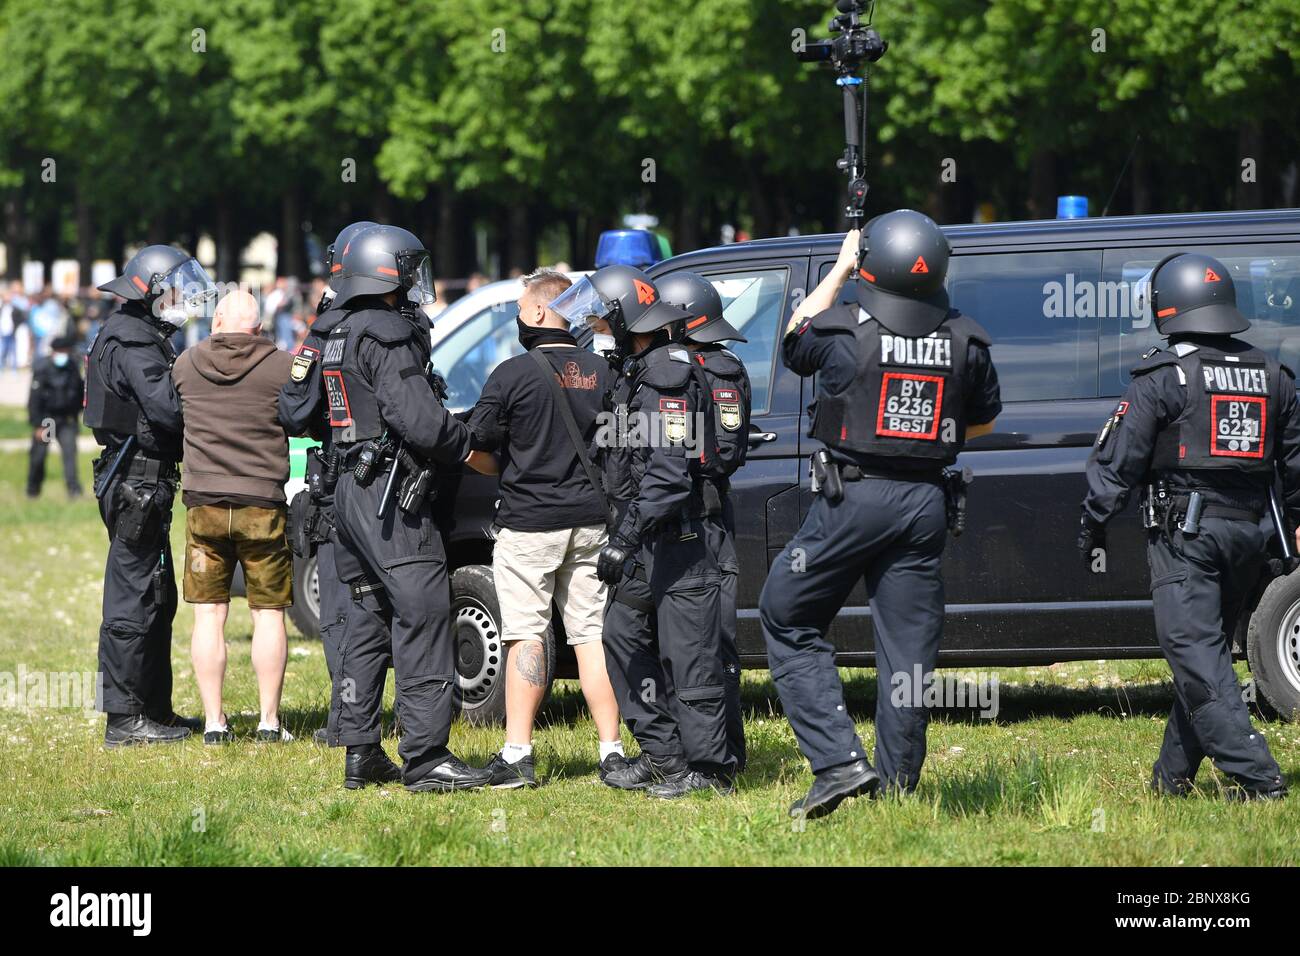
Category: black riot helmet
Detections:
[
  {"x1": 658, "y1": 271, "x2": 746, "y2": 344},
  {"x1": 1148, "y1": 252, "x2": 1249, "y2": 335},
  {"x1": 855, "y1": 209, "x2": 953, "y2": 337},
  {"x1": 548, "y1": 265, "x2": 688, "y2": 349},
  {"x1": 325, "y1": 220, "x2": 377, "y2": 287},
  {"x1": 97, "y1": 244, "x2": 217, "y2": 328},
  {"x1": 331, "y1": 224, "x2": 437, "y2": 313}
]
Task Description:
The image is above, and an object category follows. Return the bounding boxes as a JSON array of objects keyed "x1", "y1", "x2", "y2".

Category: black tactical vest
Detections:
[
  {"x1": 600, "y1": 343, "x2": 715, "y2": 501},
  {"x1": 808, "y1": 304, "x2": 988, "y2": 465},
  {"x1": 1142, "y1": 339, "x2": 1281, "y2": 475},
  {"x1": 83, "y1": 307, "x2": 174, "y2": 438},
  {"x1": 689, "y1": 345, "x2": 751, "y2": 480},
  {"x1": 320, "y1": 305, "x2": 423, "y2": 445}
]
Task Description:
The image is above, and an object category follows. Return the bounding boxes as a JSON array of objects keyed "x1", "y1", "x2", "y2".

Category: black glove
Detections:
[
  {"x1": 597, "y1": 536, "x2": 636, "y2": 585},
  {"x1": 1078, "y1": 514, "x2": 1107, "y2": 571}
]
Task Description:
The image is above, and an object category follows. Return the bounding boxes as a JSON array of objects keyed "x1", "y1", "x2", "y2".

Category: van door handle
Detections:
[{"x1": 748, "y1": 429, "x2": 777, "y2": 447}]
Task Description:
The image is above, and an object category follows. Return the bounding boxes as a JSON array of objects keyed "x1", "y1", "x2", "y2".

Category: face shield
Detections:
[
  {"x1": 397, "y1": 250, "x2": 437, "y2": 308},
  {"x1": 548, "y1": 276, "x2": 617, "y2": 332},
  {"x1": 155, "y1": 258, "x2": 218, "y2": 328}
]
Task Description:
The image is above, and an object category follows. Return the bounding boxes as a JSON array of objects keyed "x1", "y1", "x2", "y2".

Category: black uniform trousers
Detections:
[
  {"x1": 702, "y1": 495, "x2": 746, "y2": 772},
  {"x1": 1147, "y1": 517, "x2": 1285, "y2": 793},
  {"x1": 96, "y1": 464, "x2": 178, "y2": 717},
  {"x1": 28, "y1": 415, "x2": 81, "y2": 496},
  {"x1": 331, "y1": 467, "x2": 454, "y2": 771},
  {"x1": 760, "y1": 476, "x2": 947, "y2": 790},
  {"x1": 603, "y1": 514, "x2": 733, "y2": 775}
]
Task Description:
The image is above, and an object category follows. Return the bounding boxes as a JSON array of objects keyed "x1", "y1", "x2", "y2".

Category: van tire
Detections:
[
  {"x1": 1246, "y1": 570, "x2": 1300, "y2": 722},
  {"x1": 288, "y1": 553, "x2": 321, "y2": 640},
  {"x1": 451, "y1": 564, "x2": 555, "y2": 727}
]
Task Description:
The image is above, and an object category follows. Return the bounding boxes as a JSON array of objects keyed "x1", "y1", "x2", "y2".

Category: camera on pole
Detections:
[{"x1": 795, "y1": 0, "x2": 888, "y2": 223}]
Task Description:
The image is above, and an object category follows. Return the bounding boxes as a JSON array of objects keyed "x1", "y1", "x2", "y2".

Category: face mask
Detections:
[
  {"x1": 592, "y1": 333, "x2": 617, "y2": 354},
  {"x1": 517, "y1": 317, "x2": 573, "y2": 350},
  {"x1": 52, "y1": 353, "x2": 69, "y2": 367},
  {"x1": 158, "y1": 306, "x2": 189, "y2": 329}
]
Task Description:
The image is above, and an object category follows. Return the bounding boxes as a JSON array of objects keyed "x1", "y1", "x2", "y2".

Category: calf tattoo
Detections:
[{"x1": 514, "y1": 642, "x2": 547, "y2": 688}]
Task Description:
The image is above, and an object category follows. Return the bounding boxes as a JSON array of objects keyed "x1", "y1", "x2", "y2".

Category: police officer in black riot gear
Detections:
[
  {"x1": 552, "y1": 265, "x2": 736, "y2": 798},
  {"x1": 1081, "y1": 252, "x2": 1297, "y2": 801},
  {"x1": 86, "y1": 244, "x2": 216, "y2": 747},
  {"x1": 760, "y1": 212, "x2": 1002, "y2": 819},
  {"x1": 278, "y1": 220, "x2": 380, "y2": 747},
  {"x1": 27, "y1": 333, "x2": 85, "y2": 499},
  {"x1": 322, "y1": 224, "x2": 492, "y2": 791},
  {"x1": 659, "y1": 271, "x2": 751, "y2": 772}
]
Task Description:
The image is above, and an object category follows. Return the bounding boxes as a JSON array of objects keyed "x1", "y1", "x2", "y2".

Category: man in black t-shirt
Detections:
[{"x1": 465, "y1": 269, "x2": 625, "y2": 788}]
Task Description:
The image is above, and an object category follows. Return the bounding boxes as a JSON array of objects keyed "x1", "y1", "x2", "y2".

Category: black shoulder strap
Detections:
[{"x1": 527, "y1": 348, "x2": 614, "y2": 528}]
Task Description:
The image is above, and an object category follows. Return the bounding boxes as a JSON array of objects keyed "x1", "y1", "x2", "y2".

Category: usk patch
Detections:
[
  {"x1": 290, "y1": 344, "x2": 319, "y2": 382},
  {"x1": 713, "y1": 388, "x2": 742, "y2": 431},
  {"x1": 659, "y1": 397, "x2": 688, "y2": 444}
]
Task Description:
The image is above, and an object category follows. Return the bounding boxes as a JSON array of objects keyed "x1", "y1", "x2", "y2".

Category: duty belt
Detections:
[
  {"x1": 1170, "y1": 494, "x2": 1260, "y2": 524},
  {"x1": 839, "y1": 463, "x2": 944, "y2": 486},
  {"x1": 123, "y1": 455, "x2": 179, "y2": 483}
]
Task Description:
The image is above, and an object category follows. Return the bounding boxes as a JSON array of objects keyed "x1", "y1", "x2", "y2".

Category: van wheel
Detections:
[
  {"x1": 288, "y1": 553, "x2": 321, "y2": 640},
  {"x1": 451, "y1": 564, "x2": 555, "y2": 727},
  {"x1": 1246, "y1": 570, "x2": 1300, "y2": 721}
]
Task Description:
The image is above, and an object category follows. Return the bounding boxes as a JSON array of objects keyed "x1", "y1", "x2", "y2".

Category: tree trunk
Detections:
[
  {"x1": 74, "y1": 182, "x2": 94, "y2": 290},
  {"x1": 278, "y1": 189, "x2": 303, "y2": 279},
  {"x1": 215, "y1": 199, "x2": 237, "y2": 283},
  {"x1": 1026, "y1": 148, "x2": 1058, "y2": 220},
  {"x1": 3, "y1": 189, "x2": 23, "y2": 280},
  {"x1": 1234, "y1": 122, "x2": 1266, "y2": 210},
  {"x1": 506, "y1": 203, "x2": 533, "y2": 276}
]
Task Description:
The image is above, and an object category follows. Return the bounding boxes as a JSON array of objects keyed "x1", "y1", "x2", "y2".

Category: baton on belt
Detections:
[
  {"x1": 94, "y1": 435, "x2": 135, "y2": 500},
  {"x1": 1269, "y1": 486, "x2": 1298, "y2": 574}
]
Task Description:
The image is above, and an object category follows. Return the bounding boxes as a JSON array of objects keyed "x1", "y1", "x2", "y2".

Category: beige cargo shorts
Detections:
[{"x1": 492, "y1": 524, "x2": 608, "y2": 645}]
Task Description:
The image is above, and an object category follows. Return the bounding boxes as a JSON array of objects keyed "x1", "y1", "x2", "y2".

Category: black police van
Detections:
[{"x1": 291, "y1": 209, "x2": 1300, "y2": 727}]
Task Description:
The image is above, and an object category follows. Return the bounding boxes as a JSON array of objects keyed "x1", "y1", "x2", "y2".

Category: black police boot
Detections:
[
  {"x1": 344, "y1": 744, "x2": 402, "y2": 790},
  {"x1": 603, "y1": 752, "x2": 686, "y2": 791},
  {"x1": 483, "y1": 752, "x2": 538, "y2": 789},
  {"x1": 152, "y1": 711, "x2": 203, "y2": 734},
  {"x1": 403, "y1": 753, "x2": 493, "y2": 793},
  {"x1": 1227, "y1": 781, "x2": 1289, "y2": 802},
  {"x1": 645, "y1": 769, "x2": 734, "y2": 800},
  {"x1": 791, "y1": 759, "x2": 880, "y2": 821},
  {"x1": 598, "y1": 752, "x2": 630, "y2": 782},
  {"x1": 1149, "y1": 769, "x2": 1195, "y2": 797},
  {"x1": 104, "y1": 713, "x2": 191, "y2": 749}
]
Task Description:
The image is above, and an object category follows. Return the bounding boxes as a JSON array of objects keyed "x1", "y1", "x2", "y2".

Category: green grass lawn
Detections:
[{"x1": 1, "y1": 440, "x2": 1298, "y2": 866}]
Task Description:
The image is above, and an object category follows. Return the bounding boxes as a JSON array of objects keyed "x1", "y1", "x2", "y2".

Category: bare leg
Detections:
[
  {"x1": 574, "y1": 641, "x2": 621, "y2": 743},
  {"x1": 504, "y1": 640, "x2": 548, "y2": 745},
  {"x1": 191, "y1": 602, "x2": 230, "y2": 727},
  {"x1": 250, "y1": 607, "x2": 287, "y2": 727}
]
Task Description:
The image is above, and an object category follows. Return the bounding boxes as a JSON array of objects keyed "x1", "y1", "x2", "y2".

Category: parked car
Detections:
[{"x1": 284, "y1": 209, "x2": 1300, "y2": 726}]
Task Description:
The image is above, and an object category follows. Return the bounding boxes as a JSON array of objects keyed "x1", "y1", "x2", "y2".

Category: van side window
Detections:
[
  {"x1": 821, "y1": 251, "x2": 1103, "y2": 402},
  {"x1": 702, "y1": 267, "x2": 790, "y2": 415},
  {"x1": 430, "y1": 301, "x2": 521, "y2": 411},
  {"x1": 1102, "y1": 244, "x2": 1300, "y2": 393},
  {"x1": 945, "y1": 251, "x2": 1103, "y2": 402}
]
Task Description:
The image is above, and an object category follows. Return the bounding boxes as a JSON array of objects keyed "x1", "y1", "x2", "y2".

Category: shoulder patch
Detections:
[
  {"x1": 290, "y1": 344, "x2": 320, "y2": 382},
  {"x1": 667, "y1": 348, "x2": 691, "y2": 364}
]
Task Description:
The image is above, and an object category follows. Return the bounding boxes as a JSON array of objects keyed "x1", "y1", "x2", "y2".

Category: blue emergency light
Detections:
[
  {"x1": 595, "y1": 229, "x2": 664, "y2": 269},
  {"x1": 1056, "y1": 195, "x2": 1089, "y2": 219}
]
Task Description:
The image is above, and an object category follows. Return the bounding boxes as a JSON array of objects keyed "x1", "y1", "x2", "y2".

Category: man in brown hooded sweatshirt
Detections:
[{"x1": 172, "y1": 290, "x2": 295, "y2": 744}]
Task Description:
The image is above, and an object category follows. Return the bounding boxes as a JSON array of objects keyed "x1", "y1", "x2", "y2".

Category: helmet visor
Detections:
[
  {"x1": 547, "y1": 276, "x2": 615, "y2": 330},
  {"x1": 398, "y1": 250, "x2": 437, "y2": 307},
  {"x1": 160, "y1": 258, "x2": 218, "y2": 323}
]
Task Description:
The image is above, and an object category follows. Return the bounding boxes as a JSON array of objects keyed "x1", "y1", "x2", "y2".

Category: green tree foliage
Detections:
[{"x1": 0, "y1": 0, "x2": 1295, "y2": 280}]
